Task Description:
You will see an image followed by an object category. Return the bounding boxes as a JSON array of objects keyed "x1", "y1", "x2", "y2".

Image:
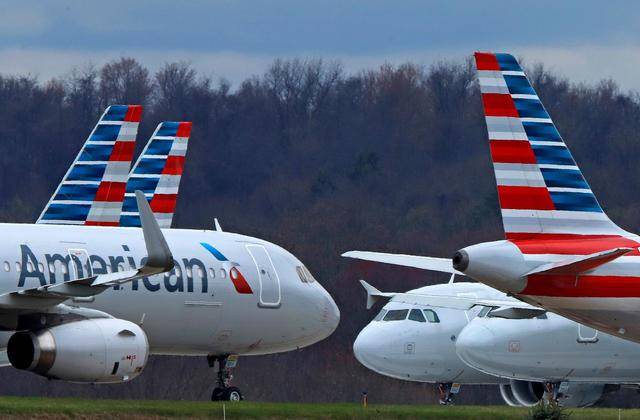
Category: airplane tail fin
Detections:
[
  {"x1": 120, "y1": 121, "x2": 191, "y2": 228},
  {"x1": 37, "y1": 105, "x2": 142, "y2": 226},
  {"x1": 474, "y1": 52, "x2": 626, "y2": 239}
]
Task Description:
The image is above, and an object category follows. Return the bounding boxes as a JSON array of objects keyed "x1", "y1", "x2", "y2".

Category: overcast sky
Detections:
[{"x1": 2, "y1": 0, "x2": 640, "y2": 89}]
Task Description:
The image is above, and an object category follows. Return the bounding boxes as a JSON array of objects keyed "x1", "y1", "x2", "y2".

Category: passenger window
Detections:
[
  {"x1": 383, "y1": 309, "x2": 409, "y2": 321},
  {"x1": 409, "y1": 309, "x2": 426, "y2": 323},
  {"x1": 15, "y1": 262, "x2": 21, "y2": 272},
  {"x1": 209, "y1": 268, "x2": 215, "y2": 279},
  {"x1": 423, "y1": 309, "x2": 440, "y2": 323},
  {"x1": 373, "y1": 309, "x2": 387, "y2": 322},
  {"x1": 186, "y1": 266, "x2": 193, "y2": 278},
  {"x1": 3, "y1": 262, "x2": 9, "y2": 272},
  {"x1": 38, "y1": 263, "x2": 44, "y2": 273},
  {"x1": 220, "y1": 269, "x2": 227, "y2": 279},
  {"x1": 26, "y1": 262, "x2": 34, "y2": 272}
]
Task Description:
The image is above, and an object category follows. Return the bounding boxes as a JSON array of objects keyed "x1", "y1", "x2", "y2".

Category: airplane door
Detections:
[
  {"x1": 246, "y1": 244, "x2": 281, "y2": 308},
  {"x1": 577, "y1": 324, "x2": 599, "y2": 343},
  {"x1": 68, "y1": 249, "x2": 92, "y2": 280}
]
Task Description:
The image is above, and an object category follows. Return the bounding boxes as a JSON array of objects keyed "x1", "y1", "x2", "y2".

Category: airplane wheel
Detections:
[
  {"x1": 211, "y1": 387, "x2": 224, "y2": 401},
  {"x1": 222, "y1": 387, "x2": 243, "y2": 401}
]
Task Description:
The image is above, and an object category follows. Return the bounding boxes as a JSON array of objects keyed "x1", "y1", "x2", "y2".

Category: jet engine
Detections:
[
  {"x1": 7, "y1": 318, "x2": 148, "y2": 383},
  {"x1": 503, "y1": 380, "x2": 604, "y2": 407}
]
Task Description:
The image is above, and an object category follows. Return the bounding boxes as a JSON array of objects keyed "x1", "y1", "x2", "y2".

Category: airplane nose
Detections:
[
  {"x1": 455, "y1": 322, "x2": 496, "y2": 371},
  {"x1": 323, "y1": 292, "x2": 340, "y2": 334},
  {"x1": 309, "y1": 284, "x2": 340, "y2": 341},
  {"x1": 353, "y1": 326, "x2": 389, "y2": 370}
]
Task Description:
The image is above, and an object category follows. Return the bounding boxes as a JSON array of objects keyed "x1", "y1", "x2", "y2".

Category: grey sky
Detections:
[{"x1": 2, "y1": 1, "x2": 640, "y2": 89}]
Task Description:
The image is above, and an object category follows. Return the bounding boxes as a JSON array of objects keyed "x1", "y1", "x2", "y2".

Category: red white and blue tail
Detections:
[
  {"x1": 120, "y1": 122, "x2": 191, "y2": 228},
  {"x1": 474, "y1": 52, "x2": 627, "y2": 239},
  {"x1": 37, "y1": 105, "x2": 141, "y2": 226}
]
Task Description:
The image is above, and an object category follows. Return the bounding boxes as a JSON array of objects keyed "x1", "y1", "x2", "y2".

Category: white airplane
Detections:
[
  {"x1": 448, "y1": 52, "x2": 640, "y2": 344},
  {"x1": 352, "y1": 281, "x2": 506, "y2": 405},
  {"x1": 1, "y1": 105, "x2": 339, "y2": 402},
  {"x1": 352, "y1": 277, "x2": 637, "y2": 407},
  {"x1": 346, "y1": 52, "x2": 640, "y2": 348}
]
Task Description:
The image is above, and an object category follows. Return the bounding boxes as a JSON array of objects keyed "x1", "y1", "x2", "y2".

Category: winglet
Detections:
[
  {"x1": 136, "y1": 190, "x2": 174, "y2": 272},
  {"x1": 360, "y1": 280, "x2": 395, "y2": 310},
  {"x1": 214, "y1": 218, "x2": 223, "y2": 232}
]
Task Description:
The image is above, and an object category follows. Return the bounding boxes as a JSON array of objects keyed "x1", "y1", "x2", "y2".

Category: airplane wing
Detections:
[
  {"x1": 360, "y1": 280, "x2": 545, "y2": 318},
  {"x1": 343, "y1": 251, "x2": 464, "y2": 275},
  {"x1": 0, "y1": 191, "x2": 174, "y2": 310}
]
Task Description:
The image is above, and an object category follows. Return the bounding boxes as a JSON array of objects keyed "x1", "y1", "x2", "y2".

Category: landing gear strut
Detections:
[
  {"x1": 437, "y1": 383, "x2": 458, "y2": 405},
  {"x1": 208, "y1": 355, "x2": 243, "y2": 401}
]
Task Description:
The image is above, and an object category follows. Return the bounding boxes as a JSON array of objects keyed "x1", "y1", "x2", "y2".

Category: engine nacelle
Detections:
[
  {"x1": 7, "y1": 318, "x2": 148, "y2": 383},
  {"x1": 507, "y1": 380, "x2": 604, "y2": 408},
  {"x1": 510, "y1": 380, "x2": 545, "y2": 407}
]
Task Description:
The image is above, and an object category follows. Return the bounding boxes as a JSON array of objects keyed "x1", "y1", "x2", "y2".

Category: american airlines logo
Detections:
[{"x1": 16, "y1": 244, "x2": 252, "y2": 294}]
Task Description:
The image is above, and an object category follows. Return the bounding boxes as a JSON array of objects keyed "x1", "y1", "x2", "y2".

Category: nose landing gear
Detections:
[{"x1": 208, "y1": 354, "x2": 244, "y2": 401}]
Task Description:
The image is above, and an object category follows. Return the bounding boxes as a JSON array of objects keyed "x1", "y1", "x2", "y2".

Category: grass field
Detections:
[{"x1": 0, "y1": 397, "x2": 638, "y2": 419}]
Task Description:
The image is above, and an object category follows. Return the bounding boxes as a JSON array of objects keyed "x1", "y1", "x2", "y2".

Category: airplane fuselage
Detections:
[
  {"x1": 0, "y1": 223, "x2": 339, "y2": 357},
  {"x1": 456, "y1": 311, "x2": 640, "y2": 383}
]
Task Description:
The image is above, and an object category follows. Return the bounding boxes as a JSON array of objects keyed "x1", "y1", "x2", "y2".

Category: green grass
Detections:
[{"x1": 0, "y1": 397, "x2": 636, "y2": 419}]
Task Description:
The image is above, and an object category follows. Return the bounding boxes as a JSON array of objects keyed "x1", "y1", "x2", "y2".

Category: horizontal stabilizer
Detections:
[
  {"x1": 525, "y1": 247, "x2": 633, "y2": 276},
  {"x1": 360, "y1": 280, "x2": 396, "y2": 309},
  {"x1": 343, "y1": 251, "x2": 463, "y2": 275},
  {"x1": 386, "y1": 292, "x2": 542, "y2": 313},
  {"x1": 357, "y1": 280, "x2": 543, "y2": 313}
]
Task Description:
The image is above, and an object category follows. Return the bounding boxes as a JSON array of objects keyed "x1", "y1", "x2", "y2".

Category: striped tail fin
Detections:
[
  {"x1": 120, "y1": 121, "x2": 191, "y2": 228},
  {"x1": 37, "y1": 105, "x2": 142, "y2": 226},
  {"x1": 474, "y1": 52, "x2": 627, "y2": 239}
]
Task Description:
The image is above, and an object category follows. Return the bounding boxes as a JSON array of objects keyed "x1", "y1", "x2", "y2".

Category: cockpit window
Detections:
[
  {"x1": 296, "y1": 266, "x2": 316, "y2": 283},
  {"x1": 423, "y1": 309, "x2": 440, "y2": 323},
  {"x1": 478, "y1": 306, "x2": 492, "y2": 318},
  {"x1": 409, "y1": 309, "x2": 426, "y2": 323},
  {"x1": 296, "y1": 267, "x2": 308, "y2": 283},
  {"x1": 536, "y1": 313, "x2": 548, "y2": 320},
  {"x1": 302, "y1": 266, "x2": 316, "y2": 283},
  {"x1": 383, "y1": 309, "x2": 409, "y2": 321},
  {"x1": 373, "y1": 309, "x2": 387, "y2": 321}
]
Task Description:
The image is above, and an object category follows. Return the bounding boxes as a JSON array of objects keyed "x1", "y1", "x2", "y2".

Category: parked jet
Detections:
[
  {"x1": 348, "y1": 52, "x2": 640, "y2": 345},
  {"x1": 448, "y1": 52, "x2": 640, "y2": 344},
  {"x1": 353, "y1": 278, "x2": 629, "y2": 407},
  {"x1": 2, "y1": 105, "x2": 339, "y2": 401},
  {"x1": 352, "y1": 281, "x2": 506, "y2": 405},
  {"x1": 456, "y1": 310, "x2": 640, "y2": 404}
]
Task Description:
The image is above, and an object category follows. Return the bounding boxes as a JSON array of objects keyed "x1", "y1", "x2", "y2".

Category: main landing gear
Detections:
[
  {"x1": 208, "y1": 355, "x2": 243, "y2": 401},
  {"x1": 437, "y1": 382, "x2": 460, "y2": 405}
]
